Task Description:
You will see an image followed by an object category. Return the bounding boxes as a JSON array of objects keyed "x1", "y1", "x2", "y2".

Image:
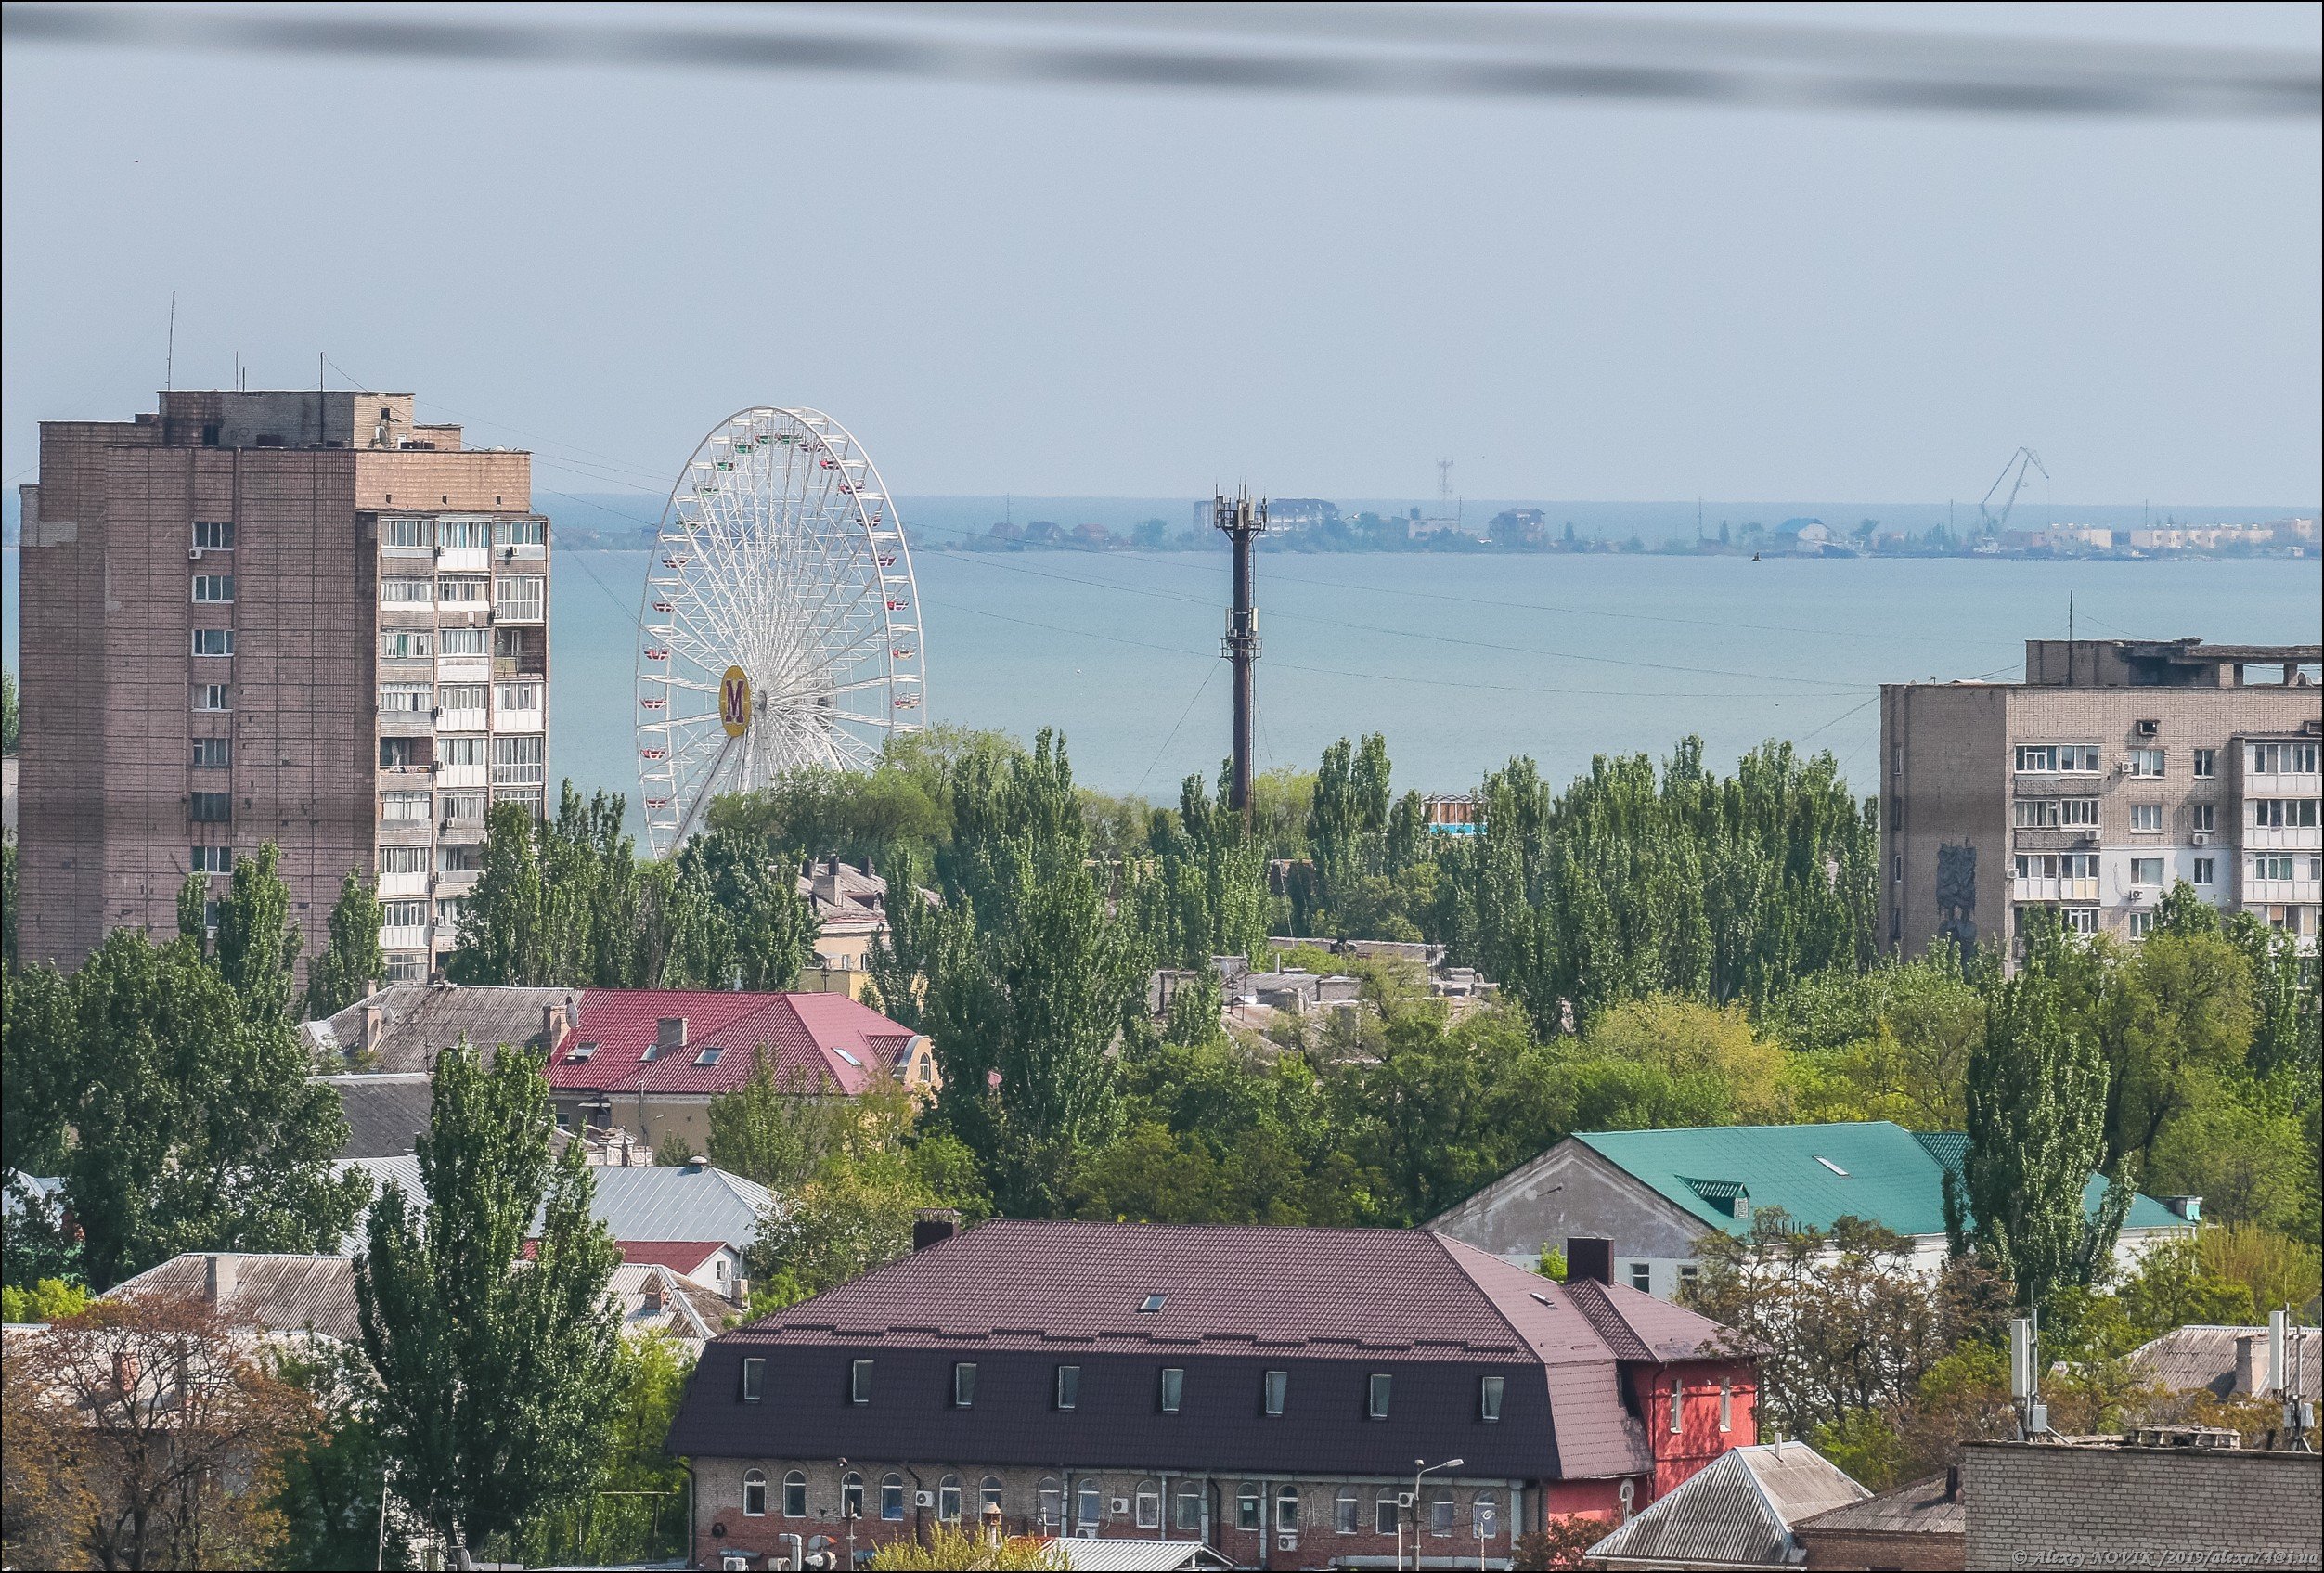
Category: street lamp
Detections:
[{"x1": 1409, "y1": 1458, "x2": 1465, "y2": 1572}]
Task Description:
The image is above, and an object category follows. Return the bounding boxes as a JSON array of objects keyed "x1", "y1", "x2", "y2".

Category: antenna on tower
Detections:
[
  {"x1": 1214, "y1": 488, "x2": 1268, "y2": 817},
  {"x1": 165, "y1": 291, "x2": 176, "y2": 393}
]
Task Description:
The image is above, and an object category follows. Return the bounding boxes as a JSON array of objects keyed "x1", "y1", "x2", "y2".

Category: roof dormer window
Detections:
[
  {"x1": 567, "y1": 1041, "x2": 597, "y2": 1064},
  {"x1": 1139, "y1": 1293, "x2": 1167, "y2": 1313}
]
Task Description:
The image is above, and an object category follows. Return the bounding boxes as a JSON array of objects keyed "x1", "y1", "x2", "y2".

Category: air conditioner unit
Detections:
[
  {"x1": 914, "y1": 1491, "x2": 934, "y2": 1509},
  {"x1": 189, "y1": 548, "x2": 203, "y2": 561},
  {"x1": 1278, "y1": 1534, "x2": 1298, "y2": 1552},
  {"x1": 2127, "y1": 886, "x2": 2153, "y2": 904},
  {"x1": 2193, "y1": 831, "x2": 2211, "y2": 845},
  {"x1": 1073, "y1": 1528, "x2": 1098, "y2": 1541},
  {"x1": 1110, "y1": 1499, "x2": 1129, "y2": 1515}
]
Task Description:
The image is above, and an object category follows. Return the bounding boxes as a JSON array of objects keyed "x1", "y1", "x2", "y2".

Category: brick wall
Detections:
[
  {"x1": 1799, "y1": 1525, "x2": 1963, "y2": 1570},
  {"x1": 1961, "y1": 1442, "x2": 2321, "y2": 1570}
]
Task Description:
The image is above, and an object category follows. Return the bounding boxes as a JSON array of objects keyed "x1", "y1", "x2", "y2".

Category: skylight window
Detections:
[
  {"x1": 833, "y1": 1046, "x2": 863, "y2": 1067},
  {"x1": 694, "y1": 1047, "x2": 724, "y2": 1066},
  {"x1": 1139, "y1": 1293, "x2": 1167, "y2": 1313},
  {"x1": 639, "y1": 1042, "x2": 662, "y2": 1063},
  {"x1": 568, "y1": 1041, "x2": 597, "y2": 1064},
  {"x1": 1815, "y1": 1155, "x2": 1850, "y2": 1176}
]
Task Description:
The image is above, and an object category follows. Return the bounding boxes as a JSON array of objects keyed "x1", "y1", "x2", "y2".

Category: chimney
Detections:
[
  {"x1": 205, "y1": 1253, "x2": 237, "y2": 1307},
  {"x1": 657, "y1": 1017, "x2": 688, "y2": 1051},
  {"x1": 1567, "y1": 1237, "x2": 1613, "y2": 1286},
  {"x1": 640, "y1": 1272, "x2": 665, "y2": 1316},
  {"x1": 1944, "y1": 1465, "x2": 1960, "y2": 1502},
  {"x1": 2162, "y1": 1195, "x2": 2203, "y2": 1222},
  {"x1": 542, "y1": 999, "x2": 572, "y2": 1049},
  {"x1": 729, "y1": 1276, "x2": 751, "y2": 1306},
  {"x1": 913, "y1": 1207, "x2": 962, "y2": 1252},
  {"x1": 360, "y1": 1003, "x2": 385, "y2": 1057}
]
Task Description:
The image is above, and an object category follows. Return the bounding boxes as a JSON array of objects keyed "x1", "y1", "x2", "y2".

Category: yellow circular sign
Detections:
[{"x1": 719, "y1": 665, "x2": 752, "y2": 737}]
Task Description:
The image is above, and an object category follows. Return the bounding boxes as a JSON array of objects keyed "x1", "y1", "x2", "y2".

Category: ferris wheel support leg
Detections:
[{"x1": 665, "y1": 730, "x2": 742, "y2": 852}]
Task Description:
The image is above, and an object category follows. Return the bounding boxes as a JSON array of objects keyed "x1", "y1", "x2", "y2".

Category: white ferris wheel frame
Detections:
[{"x1": 634, "y1": 406, "x2": 926, "y2": 857}]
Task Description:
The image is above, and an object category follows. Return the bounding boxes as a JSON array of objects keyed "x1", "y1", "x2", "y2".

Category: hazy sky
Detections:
[{"x1": 5, "y1": 2, "x2": 2318, "y2": 505}]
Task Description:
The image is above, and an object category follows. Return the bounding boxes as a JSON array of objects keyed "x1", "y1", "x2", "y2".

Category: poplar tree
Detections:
[
  {"x1": 303, "y1": 870, "x2": 386, "y2": 1020},
  {"x1": 355, "y1": 1044, "x2": 622, "y2": 1557},
  {"x1": 212, "y1": 842, "x2": 301, "y2": 1021}
]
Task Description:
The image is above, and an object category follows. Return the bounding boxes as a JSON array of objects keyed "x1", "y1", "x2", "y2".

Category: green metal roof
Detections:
[{"x1": 1573, "y1": 1121, "x2": 2184, "y2": 1238}]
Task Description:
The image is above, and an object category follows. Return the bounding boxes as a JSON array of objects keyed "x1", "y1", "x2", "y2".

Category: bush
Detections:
[{"x1": 865, "y1": 1525, "x2": 1065, "y2": 1570}]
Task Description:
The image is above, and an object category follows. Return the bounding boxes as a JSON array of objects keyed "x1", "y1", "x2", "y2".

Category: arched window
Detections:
[
  {"x1": 1037, "y1": 1478, "x2": 1063, "y2": 1531},
  {"x1": 1335, "y1": 1488, "x2": 1360, "y2": 1534},
  {"x1": 781, "y1": 1470, "x2": 807, "y2": 1517},
  {"x1": 938, "y1": 1474, "x2": 962, "y2": 1522},
  {"x1": 1175, "y1": 1480, "x2": 1204, "y2": 1531},
  {"x1": 881, "y1": 1473, "x2": 905, "y2": 1522},
  {"x1": 1375, "y1": 1492, "x2": 1400, "y2": 1535},
  {"x1": 841, "y1": 1472, "x2": 864, "y2": 1520},
  {"x1": 1237, "y1": 1483, "x2": 1262, "y2": 1531},
  {"x1": 1473, "y1": 1491, "x2": 1500, "y2": 1541},
  {"x1": 1078, "y1": 1478, "x2": 1103, "y2": 1530},
  {"x1": 742, "y1": 1470, "x2": 768, "y2": 1517},
  {"x1": 1275, "y1": 1486, "x2": 1299, "y2": 1533},
  {"x1": 981, "y1": 1476, "x2": 1004, "y2": 1517},
  {"x1": 1136, "y1": 1480, "x2": 1162, "y2": 1529},
  {"x1": 1430, "y1": 1491, "x2": 1455, "y2": 1537}
]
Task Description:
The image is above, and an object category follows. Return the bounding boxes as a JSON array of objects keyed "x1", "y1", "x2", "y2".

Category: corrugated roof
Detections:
[
  {"x1": 1573, "y1": 1122, "x2": 2182, "y2": 1237},
  {"x1": 111, "y1": 1254, "x2": 361, "y2": 1341},
  {"x1": 1592, "y1": 1443, "x2": 1866, "y2": 1568},
  {"x1": 1055, "y1": 1540, "x2": 1233, "y2": 1571},
  {"x1": 332, "y1": 1159, "x2": 769, "y2": 1254},
  {"x1": 2126, "y1": 1324, "x2": 2324, "y2": 1401},
  {"x1": 616, "y1": 1241, "x2": 731, "y2": 1276},
  {"x1": 545, "y1": 988, "x2": 916, "y2": 1097},
  {"x1": 1795, "y1": 1471, "x2": 1966, "y2": 1537},
  {"x1": 316, "y1": 1073, "x2": 434, "y2": 1160},
  {"x1": 303, "y1": 983, "x2": 575, "y2": 1074}
]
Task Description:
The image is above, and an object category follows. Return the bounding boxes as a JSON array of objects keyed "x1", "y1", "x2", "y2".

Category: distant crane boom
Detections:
[{"x1": 1977, "y1": 446, "x2": 2050, "y2": 535}]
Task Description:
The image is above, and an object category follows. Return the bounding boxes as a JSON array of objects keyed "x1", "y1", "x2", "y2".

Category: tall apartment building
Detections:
[
  {"x1": 18, "y1": 389, "x2": 549, "y2": 983},
  {"x1": 1881, "y1": 639, "x2": 2322, "y2": 959}
]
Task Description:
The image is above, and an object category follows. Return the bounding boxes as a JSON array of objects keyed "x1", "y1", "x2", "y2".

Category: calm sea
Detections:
[{"x1": 8, "y1": 534, "x2": 2319, "y2": 835}]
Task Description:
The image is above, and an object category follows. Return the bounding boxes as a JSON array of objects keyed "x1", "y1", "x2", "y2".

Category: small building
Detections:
[
  {"x1": 1959, "y1": 1438, "x2": 2320, "y2": 1572},
  {"x1": 1587, "y1": 1441, "x2": 1867, "y2": 1570},
  {"x1": 2126, "y1": 1322, "x2": 2323, "y2": 1402},
  {"x1": 1428, "y1": 1121, "x2": 2192, "y2": 1299},
  {"x1": 666, "y1": 1218, "x2": 1761, "y2": 1570},
  {"x1": 795, "y1": 855, "x2": 899, "y2": 999},
  {"x1": 1792, "y1": 1470, "x2": 1965, "y2": 1571}
]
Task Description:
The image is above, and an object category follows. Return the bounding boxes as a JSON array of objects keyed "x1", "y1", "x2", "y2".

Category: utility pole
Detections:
[{"x1": 1215, "y1": 488, "x2": 1267, "y2": 815}]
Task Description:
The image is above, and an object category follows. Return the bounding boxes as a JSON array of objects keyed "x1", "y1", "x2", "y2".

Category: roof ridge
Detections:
[{"x1": 1429, "y1": 1232, "x2": 1541, "y2": 1354}]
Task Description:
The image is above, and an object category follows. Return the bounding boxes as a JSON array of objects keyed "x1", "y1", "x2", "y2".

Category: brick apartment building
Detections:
[
  {"x1": 17, "y1": 389, "x2": 549, "y2": 981},
  {"x1": 1880, "y1": 638, "x2": 2322, "y2": 959},
  {"x1": 667, "y1": 1218, "x2": 1758, "y2": 1570}
]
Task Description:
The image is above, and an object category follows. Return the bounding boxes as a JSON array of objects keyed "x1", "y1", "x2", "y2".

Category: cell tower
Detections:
[{"x1": 1214, "y1": 488, "x2": 1268, "y2": 814}]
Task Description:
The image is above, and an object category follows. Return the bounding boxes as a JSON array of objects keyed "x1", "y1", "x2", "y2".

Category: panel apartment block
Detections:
[
  {"x1": 18, "y1": 390, "x2": 549, "y2": 984},
  {"x1": 1879, "y1": 639, "x2": 2322, "y2": 960}
]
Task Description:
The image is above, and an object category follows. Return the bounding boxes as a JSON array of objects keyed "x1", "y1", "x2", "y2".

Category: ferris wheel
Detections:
[{"x1": 635, "y1": 406, "x2": 926, "y2": 857}]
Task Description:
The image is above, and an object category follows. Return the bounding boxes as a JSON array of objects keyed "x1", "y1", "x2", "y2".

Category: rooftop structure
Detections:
[
  {"x1": 1590, "y1": 1441, "x2": 1868, "y2": 1570},
  {"x1": 303, "y1": 982, "x2": 575, "y2": 1073},
  {"x1": 1791, "y1": 1470, "x2": 1966, "y2": 1570},
  {"x1": 17, "y1": 389, "x2": 549, "y2": 980},
  {"x1": 1881, "y1": 638, "x2": 2322, "y2": 957},
  {"x1": 2125, "y1": 1323, "x2": 2323, "y2": 1402}
]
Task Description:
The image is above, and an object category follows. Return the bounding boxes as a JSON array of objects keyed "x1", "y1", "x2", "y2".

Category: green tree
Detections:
[
  {"x1": 517, "y1": 1332, "x2": 694, "y2": 1567},
  {"x1": 2103, "y1": 928, "x2": 2254, "y2": 1177},
  {"x1": 865, "y1": 1525, "x2": 1065, "y2": 1570},
  {"x1": 449, "y1": 802, "x2": 550, "y2": 985},
  {"x1": 1946, "y1": 914, "x2": 2133, "y2": 1309},
  {"x1": 213, "y1": 841, "x2": 303, "y2": 1021},
  {"x1": 704, "y1": 1046, "x2": 851, "y2": 1192},
  {"x1": 355, "y1": 1044, "x2": 624, "y2": 1559},
  {"x1": 270, "y1": 1339, "x2": 411, "y2": 1571},
  {"x1": 1, "y1": 839, "x2": 17, "y2": 972},
  {"x1": 305, "y1": 870, "x2": 387, "y2": 1021},
  {"x1": 1, "y1": 663, "x2": 18, "y2": 754},
  {"x1": 664, "y1": 829, "x2": 819, "y2": 990}
]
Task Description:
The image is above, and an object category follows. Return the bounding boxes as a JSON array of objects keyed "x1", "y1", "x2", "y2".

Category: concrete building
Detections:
[
  {"x1": 17, "y1": 388, "x2": 549, "y2": 982},
  {"x1": 1879, "y1": 639, "x2": 2322, "y2": 959},
  {"x1": 1958, "y1": 1438, "x2": 2319, "y2": 1572}
]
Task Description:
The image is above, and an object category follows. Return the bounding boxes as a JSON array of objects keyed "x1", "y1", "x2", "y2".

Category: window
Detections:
[
  {"x1": 192, "y1": 520, "x2": 235, "y2": 549},
  {"x1": 2193, "y1": 747, "x2": 2216, "y2": 778},
  {"x1": 189, "y1": 845, "x2": 234, "y2": 874},
  {"x1": 380, "y1": 682, "x2": 433, "y2": 714},
  {"x1": 381, "y1": 899, "x2": 427, "y2": 929},
  {"x1": 1891, "y1": 853, "x2": 1902, "y2": 884},
  {"x1": 1038, "y1": 1479, "x2": 1064, "y2": 1531},
  {"x1": 1176, "y1": 1481, "x2": 1203, "y2": 1531},
  {"x1": 2251, "y1": 741, "x2": 2320, "y2": 775},
  {"x1": 191, "y1": 738, "x2": 230, "y2": 767},
  {"x1": 1077, "y1": 1480, "x2": 1102, "y2": 1531},
  {"x1": 440, "y1": 789, "x2": 485, "y2": 823},
  {"x1": 851, "y1": 1359, "x2": 872, "y2": 1403},
  {"x1": 1720, "y1": 1382, "x2": 1733, "y2": 1432},
  {"x1": 953, "y1": 1362, "x2": 976, "y2": 1408},
  {"x1": 1473, "y1": 1492, "x2": 1500, "y2": 1541},
  {"x1": 2062, "y1": 798, "x2": 2099, "y2": 827},
  {"x1": 379, "y1": 845, "x2": 428, "y2": 875},
  {"x1": 191, "y1": 574, "x2": 235, "y2": 603},
  {"x1": 2130, "y1": 804, "x2": 2163, "y2": 832},
  {"x1": 439, "y1": 625, "x2": 489, "y2": 656},
  {"x1": 2062, "y1": 907, "x2": 2100, "y2": 935},
  {"x1": 2253, "y1": 799, "x2": 2321, "y2": 828},
  {"x1": 2128, "y1": 911, "x2": 2156, "y2": 939},
  {"x1": 1054, "y1": 1364, "x2": 1079, "y2": 1410},
  {"x1": 2193, "y1": 803, "x2": 2216, "y2": 832},
  {"x1": 785, "y1": 1472, "x2": 807, "y2": 1517},
  {"x1": 2194, "y1": 857, "x2": 2216, "y2": 885},
  {"x1": 384, "y1": 951, "x2": 425, "y2": 982},
  {"x1": 1336, "y1": 1488, "x2": 1361, "y2": 1534},
  {"x1": 1376, "y1": 1494, "x2": 1400, "y2": 1535},
  {"x1": 1368, "y1": 1373, "x2": 1392, "y2": 1419},
  {"x1": 1263, "y1": 1369, "x2": 1287, "y2": 1416},
  {"x1": 842, "y1": 1473, "x2": 864, "y2": 1519},
  {"x1": 436, "y1": 843, "x2": 482, "y2": 875},
  {"x1": 438, "y1": 574, "x2": 489, "y2": 604},
  {"x1": 381, "y1": 791, "x2": 431, "y2": 822},
  {"x1": 1136, "y1": 1481, "x2": 1161, "y2": 1529},
  {"x1": 2013, "y1": 798, "x2": 2060, "y2": 828},
  {"x1": 1430, "y1": 1493, "x2": 1455, "y2": 1537},
  {"x1": 2129, "y1": 747, "x2": 2165, "y2": 778},
  {"x1": 381, "y1": 576, "x2": 433, "y2": 605},
  {"x1": 743, "y1": 1470, "x2": 767, "y2": 1517},
  {"x1": 1626, "y1": 1260, "x2": 1654, "y2": 1291},
  {"x1": 2253, "y1": 856, "x2": 2298, "y2": 882},
  {"x1": 435, "y1": 896, "x2": 466, "y2": 932},
  {"x1": 2130, "y1": 857, "x2": 2165, "y2": 886},
  {"x1": 2015, "y1": 743, "x2": 2099, "y2": 774},
  {"x1": 1480, "y1": 1373, "x2": 1505, "y2": 1422},
  {"x1": 1159, "y1": 1367, "x2": 1183, "y2": 1413},
  {"x1": 494, "y1": 680, "x2": 542, "y2": 712},
  {"x1": 189, "y1": 792, "x2": 232, "y2": 822},
  {"x1": 191, "y1": 628, "x2": 235, "y2": 656},
  {"x1": 438, "y1": 519, "x2": 491, "y2": 550},
  {"x1": 1139, "y1": 1292, "x2": 1168, "y2": 1312},
  {"x1": 382, "y1": 517, "x2": 432, "y2": 548},
  {"x1": 490, "y1": 734, "x2": 545, "y2": 786},
  {"x1": 937, "y1": 1475, "x2": 962, "y2": 1523},
  {"x1": 693, "y1": 1047, "x2": 723, "y2": 1066},
  {"x1": 193, "y1": 683, "x2": 230, "y2": 712},
  {"x1": 439, "y1": 682, "x2": 485, "y2": 713},
  {"x1": 1238, "y1": 1484, "x2": 1262, "y2": 1532},
  {"x1": 1276, "y1": 1487, "x2": 1299, "y2": 1534},
  {"x1": 1892, "y1": 745, "x2": 1904, "y2": 777},
  {"x1": 1670, "y1": 1379, "x2": 1685, "y2": 1433},
  {"x1": 882, "y1": 1475, "x2": 904, "y2": 1522},
  {"x1": 494, "y1": 517, "x2": 547, "y2": 546},
  {"x1": 495, "y1": 574, "x2": 546, "y2": 621},
  {"x1": 1679, "y1": 1264, "x2": 1700, "y2": 1295},
  {"x1": 379, "y1": 737, "x2": 426, "y2": 768},
  {"x1": 740, "y1": 1358, "x2": 764, "y2": 1401},
  {"x1": 442, "y1": 736, "x2": 488, "y2": 768},
  {"x1": 982, "y1": 1476, "x2": 1004, "y2": 1518}
]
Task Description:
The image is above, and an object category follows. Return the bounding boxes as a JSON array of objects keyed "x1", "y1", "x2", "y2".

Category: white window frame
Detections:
[{"x1": 191, "y1": 574, "x2": 235, "y2": 603}]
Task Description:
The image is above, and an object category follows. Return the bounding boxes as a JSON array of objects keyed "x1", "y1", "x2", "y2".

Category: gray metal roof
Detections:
[
  {"x1": 112, "y1": 1253, "x2": 361, "y2": 1341},
  {"x1": 1794, "y1": 1471, "x2": 1966, "y2": 1537},
  {"x1": 334, "y1": 1158, "x2": 771, "y2": 1255},
  {"x1": 303, "y1": 983, "x2": 576, "y2": 1074},
  {"x1": 2126, "y1": 1323, "x2": 2324, "y2": 1401},
  {"x1": 316, "y1": 1073, "x2": 434, "y2": 1159},
  {"x1": 1591, "y1": 1443, "x2": 1866, "y2": 1569}
]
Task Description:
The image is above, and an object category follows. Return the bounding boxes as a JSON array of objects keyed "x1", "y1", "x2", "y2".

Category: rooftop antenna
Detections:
[
  {"x1": 1214, "y1": 487, "x2": 1268, "y2": 817},
  {"x1": 2008, "y1": 1312, "x2": 2048, "y2": 1438},
  {"x1": 2069, "y1": 590, "x2": 2074, "y2": 643},
  {"x1": 165, "y1": 291, "x2": 176, "y2": 393}
]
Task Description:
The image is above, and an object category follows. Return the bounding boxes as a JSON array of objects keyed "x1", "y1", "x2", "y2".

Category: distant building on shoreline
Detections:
[{"x1": 16, "y1": 389, "x2": 549, "y2": 980}]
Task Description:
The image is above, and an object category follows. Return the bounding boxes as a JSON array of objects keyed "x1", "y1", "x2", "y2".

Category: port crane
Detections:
[{"x1": 1976, "y1": 446, "x2": 2049, "y2": 536}]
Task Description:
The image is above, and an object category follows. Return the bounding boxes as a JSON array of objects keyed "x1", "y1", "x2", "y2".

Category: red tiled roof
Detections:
[
  {"x1": 544, "y1": 989, "x2": 915, "y2": 1097},
  {"x1": 616, "y1": 1240, "x2": 730, "y2": 1275}
]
